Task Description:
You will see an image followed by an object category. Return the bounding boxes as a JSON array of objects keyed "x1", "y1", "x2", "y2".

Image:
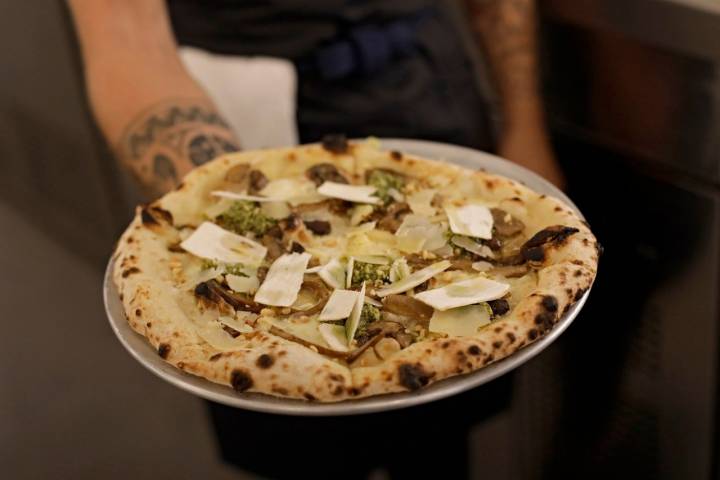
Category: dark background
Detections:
[{"x1": 1, "y1": 1, "x2": 719, "y2": 479}]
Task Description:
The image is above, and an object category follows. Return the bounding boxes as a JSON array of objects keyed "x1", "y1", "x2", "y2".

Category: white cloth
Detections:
[{"x1": 179, "y1": 47, "x2": 298, "y2": 149}]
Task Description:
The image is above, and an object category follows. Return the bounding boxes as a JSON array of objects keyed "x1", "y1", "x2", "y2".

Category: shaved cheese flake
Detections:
[
  {"x1": 179, "y1": 264, "x2": 224, "y2": 291},
  {"x1": 351, "y1": 204, "x2": 375, "y2": 226},
  {"x1": 260, "y1": 177, "x2": 324, "y2": 206},
  {"x1": 218, "y1": 314, "x2": 254, "y2": 334},
  {"x1": 305, "y1": 265, "x2": 323, "y2": 274},
  {"x1": 345, "y1": 283, "x2": 366, "y2": 342},
  {"x1": 318, "y1": 258, "x2": 345, "y2": 289},
  {"x1": 407, "y1": 189, "x2": 437, "y2": 216},
  {"x1": 319, "y1": 289, "x2": 360, "y2": 321},
  {"x1": 225, "y1": 274, "x2": 259, "y2": 294},
  {"x1": 318, "y1": 324, "x2": 349, "y2": 352},
  {"x1": 389, "y1": 257, "x2": 410, "y2": 283},
  {"x1": 396, "y1": 214, "x2": 447, "y2": 252},
  {"x1": 376, "y1": 260, "x2": 452, "y2": 297},
  {"x1": 254, "y1": 253, "x2": 311, "y2": 306},
  {"x1": 260, "y1": 201, "x2": 292, "y2": 219},
  {"x1": 451, "y1": 236, "x2": 495, "y2": 259},
  {"x1": 429, "y1": 305, "x2": 492, "y2": 337},
  {"x1": 211, "y1": 190, "x2": 283, "y2": 202},
  {"x1": 348, "y1": 221, "x2": 377, "y2": 237},
  {"x1": 387, "y1": 187, "x2": 405, "y2": 202},
  {"x1": 317, "y1": 181, "x2": 379, "y2": 204},
  {"x1": 445, "y1": 204, "x2": 494, "y2": 239},
  {"x1": 180, "y1": 222, "x2": 267, "y2": 266},
  {"x1": 472, "y1": 261, "x2": 493, "y2": 272},
  {"x1": 345, "y1": 257, "x2": 355, "y2": 289},
  {"x1": 414, "y1": 276, "x2": 510, "y2": 311}
]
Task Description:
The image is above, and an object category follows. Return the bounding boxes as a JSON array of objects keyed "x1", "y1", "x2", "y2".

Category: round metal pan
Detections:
[{"x1": 103, "y1": 138, "x2": 591, "y2": 416}]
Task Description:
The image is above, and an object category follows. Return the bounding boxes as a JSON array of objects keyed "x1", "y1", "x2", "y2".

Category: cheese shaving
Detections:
[
  {"x1": 254, "y1": 253, "x2": 311, "y2": 306},
  {"x1": 376, "y1": 260, "x2": 452, "y2": 297},
  {"x1": 318, "y1": 324, "x2": 349, "y2": 352},
  {"x1": 319, "y1": 289, "x2": 360, "y2": 321},
  {"x1": 225, "y1": 273, "x2": 259, "y2": 294},
  {"x1": 445, "y1": 204, "x2": 494, "y2": 239},
  {"x1": 345, "y1": 283, "x2": 366, "y2": 342},
  {"x1": 414, "y1": 276, "x2": 510, "y2": 311},
  {"x1": 451, "y1": 236, "x2": 495, "y2": 259},
  {"x1": 407, "y1": 189, "x2": 438, "y2": 216},
  {"x1": 318, "y1": 258, "x2": 345, "y2": 289},
  {"x1": 180, "y1": 222, "x2": 267, "y2": 266},
  {"x1": 317, "y1": 181, "x2": 380, "y2": 204}
]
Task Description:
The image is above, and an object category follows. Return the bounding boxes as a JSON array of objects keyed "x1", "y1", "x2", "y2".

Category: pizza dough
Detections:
[{"x1": 113, "y1": 138, "x2": 599, "y2": 402}]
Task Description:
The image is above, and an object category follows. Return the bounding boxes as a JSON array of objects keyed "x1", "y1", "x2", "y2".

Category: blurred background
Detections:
[{"x1": 1, "y1": 0, "x2": 719, "y2": 479}]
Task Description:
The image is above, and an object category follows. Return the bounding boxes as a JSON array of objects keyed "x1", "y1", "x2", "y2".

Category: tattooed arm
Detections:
[
  {"x1": 466, "y1": 0, "x2": 564, "y2": 187},
  {"x1": 68, "y1": 0, "x2": 240, "y2": 196}
]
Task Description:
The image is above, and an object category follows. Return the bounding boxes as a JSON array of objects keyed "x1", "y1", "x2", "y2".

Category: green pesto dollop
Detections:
[
  {"x1": 367, "y1": 169, "x2": 404, "y2": 204},
  {"x1": 356, "y1": 303, "x2": 381, "y2": 338},
  {"x1": 351, "y1": 261, "x2": 391, "y2": 287},
  {"x1": 215, "y1": 200, "x2": 276, "y2": 236}
]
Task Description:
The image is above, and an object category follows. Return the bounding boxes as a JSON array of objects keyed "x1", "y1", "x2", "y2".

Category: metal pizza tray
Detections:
[{"x1": 103, "y1": 138, "x2": 591, "y2": 416}]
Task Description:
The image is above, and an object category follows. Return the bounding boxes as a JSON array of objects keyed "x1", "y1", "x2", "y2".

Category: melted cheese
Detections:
[
  {"x1": 429, "y1": 304, "x2": 492, "y2": 337},
  {"x1": 376, "y1": 260, "x2": 452, "y2": 297},
  {"x1": 445, "y1": 204, "x2": 494, "y2": 239},
  {"x1": 317, "y1": 181, "x2": 379, "y2": 204},
  {"x1": 210, "y1": 190, "x2": 282, "y2": 202},
  {"x1": 318, "y1": 258, "x2": 345, "y2": 289},
  {"x1": 407, "y1": 189, "x2": 437, "y2": 216},
  {"x1": 180, "y1": 222, "x2": 267, "y2": 266},
  {"x1": 319, "y1": 289, "x2": 360, "y2": 321},
  {"x1": 414, "y1": 276, "x2": 510, "y2": 311},
  {"x1": 254, "y1": 253, "x2": 311, "y2": 306},
  {"x1": 451, "y1": 236, "x2": 495, "y2": 259}
]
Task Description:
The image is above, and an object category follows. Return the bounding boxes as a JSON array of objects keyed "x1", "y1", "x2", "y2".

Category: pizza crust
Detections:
[{"x1": 113, "y1": 141, "x2": 598, "y2": 402}]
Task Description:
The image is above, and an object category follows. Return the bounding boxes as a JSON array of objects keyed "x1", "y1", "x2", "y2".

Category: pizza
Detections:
[{"x1": 113, "y1": 136, "x2": 598, "y2": 402}]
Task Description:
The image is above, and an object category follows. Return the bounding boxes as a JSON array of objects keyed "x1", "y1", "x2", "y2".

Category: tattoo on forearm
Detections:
[
  {"x1": 469, "y1": 0, "x2": 539, "y2": 102},
  {"x1": 117, "y1": 98, "x2": 240, "y2": 194}
]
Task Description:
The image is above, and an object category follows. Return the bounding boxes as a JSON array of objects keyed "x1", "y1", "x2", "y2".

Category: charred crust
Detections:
[
  {"x1": 167, "y1": 243, "x2": 184, "y2": 253},
  {"x1": 441, "y1": 341, "x2": 450, "y2": 349},
  {"x1": 492, "y1": 341, "x2": 503, "y2": 349},
  {"x1": 256, "y1": 354, "x2": 275, "y2": 369},
  {"x1": 127, "y1": 237, "x2": 134, "y2": 244},
  {"x1": 122, "y1": 267, "x2": 140, "y2": 278},
  {"x1": 146, "y1": 322, "x2": 151, "y2": 328},
  {"x1": 157, "y1": 343, "x2": 171, "y2": 359},
  {"x1": 574, "y1": 269, "x2": 583, "y2": 277},
  {"x1": 248, "y1": 169, "x2": 269, "y2": 194},
  {"x1": 332, "y1": 386, "x2": 344, "y2": 396},
  {"x1": 506, "y1": 332, "x2": 516, "y2": 343},
  {"x1": 140, "y1": 207, "x2": 158, "y2": 225},
  {"x1": 290, "y1": 241, "x2": 305, "y2": 253},
  {"x1": 468, "y1": 345, "x2": 481, "y2": 356},
  {"x1": 390, "y1": 150, "x2": 403, "y2": 161},
  {"x1": 574, "y1": 287, "x2": 588, "y2": 301},
  {"x1": 541, "y1": 295, "x2": 558, "y2": 312},
  {"x1": 209, "y1": 353, "x2": 223, "y2": 362},
  {"x1": 135, "y1": 308, "x2": 142, "y2": 317},
  {"x1": 321, "y1": 134, "x2": 349, "y2": 154},
  {"x1": 528, "y1": 329, "x2": 539, "y2": 340},
  {"x1": 348, "y1": 387, "x2": 361, "y2": 396},
  {"x1": 524, "y1": 225, "x2": 579, "y2": 249},
  {"x1": 230, "y1": 369, "x2": 254, "y2": 392},
  {"x1": 303, "y1": 392, "x2": 317, "y2": 401},
  {"x1": 398, "y1": 363, "x2": 432, "y2": 391},
  {"x1": 535, "y1": 312, "x2": 555, "y2": 331}
]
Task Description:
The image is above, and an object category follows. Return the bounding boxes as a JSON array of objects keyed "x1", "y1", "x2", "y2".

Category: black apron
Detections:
[{"x1": 168, "y1": 2, "x2": 506, "y2": 478}]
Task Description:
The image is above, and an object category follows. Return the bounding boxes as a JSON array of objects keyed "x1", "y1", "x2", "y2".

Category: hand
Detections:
[{"x1": 498, "y1": 124, "x2": 566, "y2": 190}]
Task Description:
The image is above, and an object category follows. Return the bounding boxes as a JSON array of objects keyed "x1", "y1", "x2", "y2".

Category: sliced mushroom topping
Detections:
[
  {"x1": 195, "y1": 280, "x2": 263, "y2": 313},
  {"x1": 490, "y1": 264, "x2": 530, "y2": 278},
  {"x1": 491, "y1": 208, "x2": 525, "y2": 238},
  {"x1": 374, "y1": 337, "x2": 401, "y2": 360},
  {"x1": 290, "y1": 241, "x2": 305, "y2": 253},
  {"x1": 487, "y1": 298, "x2": 510, "y2": 316},
  {"x1": 261, "y1": 234, "x2": 285, "y2": 261},
  {"x1": 377, "y1": 202, "x2": 411, "y2": 233},
  {"x1": 290, "y1": 277, "x2": 330, "y2": 317},
  {"x1": 306, "y1": 163, "x2": 348, "y2": 186},
  {"x1": 248, "y1": 169, "x2": 269, "y2": 194},
  {"x1": 304, "y1": 220, "x2": 331, "y2": 236},
  {"x1": 382, "y1": 294, "x2": 433, "y2": 321}
]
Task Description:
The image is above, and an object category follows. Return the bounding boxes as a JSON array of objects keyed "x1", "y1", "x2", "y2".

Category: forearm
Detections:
[
  {"x1": 68, "y1": 0, "x2": 239, "y2": 195},
  {"x1": 466, "y1": 0, "x2": 545, "y2": 130}
]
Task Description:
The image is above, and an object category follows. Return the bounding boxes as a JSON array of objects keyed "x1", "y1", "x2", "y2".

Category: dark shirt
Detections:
[{"x1": 168, "y1": 0, "x2": 494, "y2": 149}]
